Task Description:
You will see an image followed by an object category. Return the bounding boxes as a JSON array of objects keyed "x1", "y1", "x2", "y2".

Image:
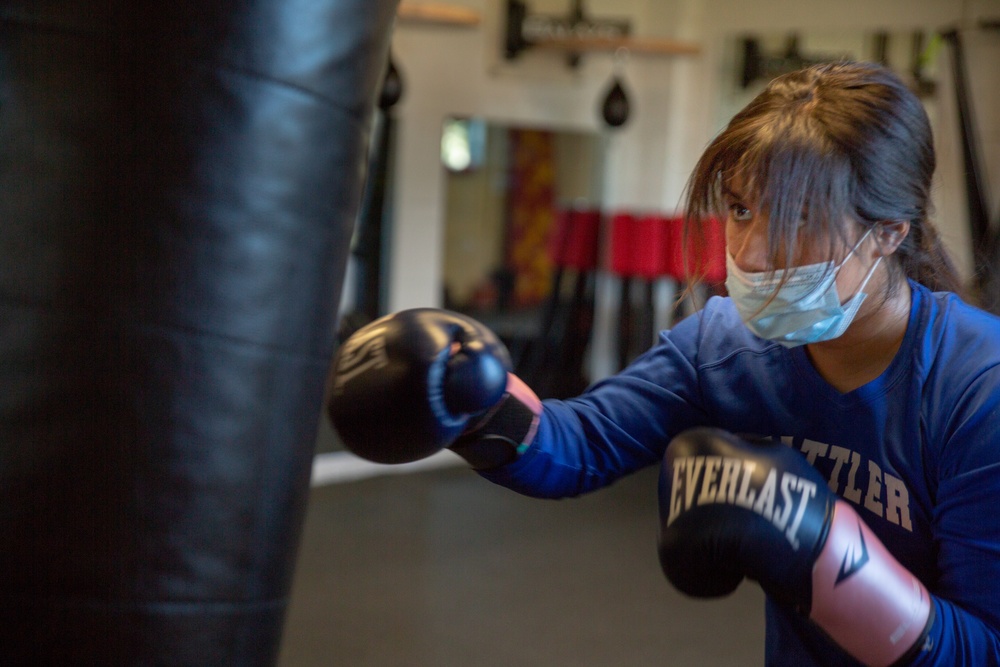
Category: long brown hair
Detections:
[{"x1": 684, "y1": 61, "x2": 965, "y2": 297}]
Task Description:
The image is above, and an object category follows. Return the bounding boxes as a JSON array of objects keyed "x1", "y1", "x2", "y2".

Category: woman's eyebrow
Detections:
[{"x1": 721, "y1": 185, "x2": 742, "y2": 201}]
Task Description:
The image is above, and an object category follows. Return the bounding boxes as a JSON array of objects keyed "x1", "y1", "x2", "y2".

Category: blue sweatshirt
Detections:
[{"x1": 481, "y1": 281, "x2": 1000, "y2": 666}]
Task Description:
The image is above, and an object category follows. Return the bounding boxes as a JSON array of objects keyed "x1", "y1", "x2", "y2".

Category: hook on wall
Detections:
[
  {"x1": 505, "y1": 0, "x2": 631, "y2": 65},
  {"x1": 504, "y1": 0, "x2": 699, "y2": 65}
]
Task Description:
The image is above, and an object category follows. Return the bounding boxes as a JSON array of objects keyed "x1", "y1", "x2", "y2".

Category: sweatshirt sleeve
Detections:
[
  {"x1": 478, "y1": 305, "x2": 715, "y2": 498},
  {"x1": 911, "y1": 365, "x2": 1000, "y2": 665}
]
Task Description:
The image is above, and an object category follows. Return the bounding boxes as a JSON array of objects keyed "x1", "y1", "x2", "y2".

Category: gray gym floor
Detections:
[{"x1": 277, "y1": 419, "x2": 765, "y2": 666}]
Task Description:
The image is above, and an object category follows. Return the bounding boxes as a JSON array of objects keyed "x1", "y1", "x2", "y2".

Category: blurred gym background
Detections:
[{"x1": 2, "y1": 0, "x2": 996, "y2": 665}]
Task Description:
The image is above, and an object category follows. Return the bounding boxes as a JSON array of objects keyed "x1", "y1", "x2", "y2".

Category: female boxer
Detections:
[{"x1": 329, "y1": 61, "x2": 1000, "y2": 666}]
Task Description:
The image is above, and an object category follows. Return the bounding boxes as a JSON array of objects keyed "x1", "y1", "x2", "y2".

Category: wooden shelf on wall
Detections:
[
  {"x1": 397, "y1": 2, "x2": 482, "y2": 27},
  {"x1": 530, "y1": 35, "x2": 701, "y2": 57}
]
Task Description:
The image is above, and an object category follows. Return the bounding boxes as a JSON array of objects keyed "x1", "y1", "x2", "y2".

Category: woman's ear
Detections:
[{"x1": 874, "y1": 220, "x2": 910, "y2": 256}]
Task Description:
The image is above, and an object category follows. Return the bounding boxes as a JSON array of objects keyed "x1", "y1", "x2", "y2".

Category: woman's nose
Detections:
[{"x1": 727, "y1": 221, "x2": 772, "y2": 273}]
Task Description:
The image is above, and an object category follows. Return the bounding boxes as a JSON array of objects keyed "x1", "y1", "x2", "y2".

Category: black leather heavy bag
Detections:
[{"x1": 0, "y1": 1, "x2": 398, "y2": 663}]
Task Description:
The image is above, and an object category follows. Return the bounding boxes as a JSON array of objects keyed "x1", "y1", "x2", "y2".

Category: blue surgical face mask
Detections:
[{"x1": 725, "y1": 229, "x2": 881, "y2": 348}]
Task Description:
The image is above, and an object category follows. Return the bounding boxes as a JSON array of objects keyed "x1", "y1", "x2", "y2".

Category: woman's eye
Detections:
[{"x1": 729, "y1": 204, "x2": 752, "y2": 222}]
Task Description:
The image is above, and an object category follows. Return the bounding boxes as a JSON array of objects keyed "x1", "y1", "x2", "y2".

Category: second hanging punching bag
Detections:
[
  {"x1": 600, "y1": 48, "x2": 632, "y2": 128},
  {"x1": 0, "y1": 0, "x2": 398, "y2": 663}
]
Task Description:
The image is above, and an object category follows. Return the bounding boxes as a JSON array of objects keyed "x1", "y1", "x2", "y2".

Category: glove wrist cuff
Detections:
[{"x1": 449, "y1": 374, "x2": 540, "y2": 470}]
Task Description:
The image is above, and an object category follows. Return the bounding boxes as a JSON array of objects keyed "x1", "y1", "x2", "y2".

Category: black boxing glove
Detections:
[
  {"x1": 658, "y1": 428, "x2": 933, "y2": 667},
  {"x1": 327, "y1": 309, "x2": 539, "y2": 468}
]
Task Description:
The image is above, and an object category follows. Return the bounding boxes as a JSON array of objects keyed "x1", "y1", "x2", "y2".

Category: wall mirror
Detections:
[{"x1": 440, "y1": 117, "x2": 605, "y2": 395}]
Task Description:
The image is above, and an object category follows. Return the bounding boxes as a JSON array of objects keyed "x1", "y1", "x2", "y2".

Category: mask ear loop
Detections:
[
  {"x1": 836, "y1": 227, "x2": 883, "y2": 306},
  {"x1": 851, "y1": 256, "x2": 883, "y2": 301},
  {"x1": 834, "y1": 227, "x2": 876, "y2": 273}
]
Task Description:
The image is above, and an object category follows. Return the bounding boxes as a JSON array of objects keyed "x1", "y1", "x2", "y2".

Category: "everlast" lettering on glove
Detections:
[{"x1": 665, "y1": 454, "x2": 819, "y2": 549}]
